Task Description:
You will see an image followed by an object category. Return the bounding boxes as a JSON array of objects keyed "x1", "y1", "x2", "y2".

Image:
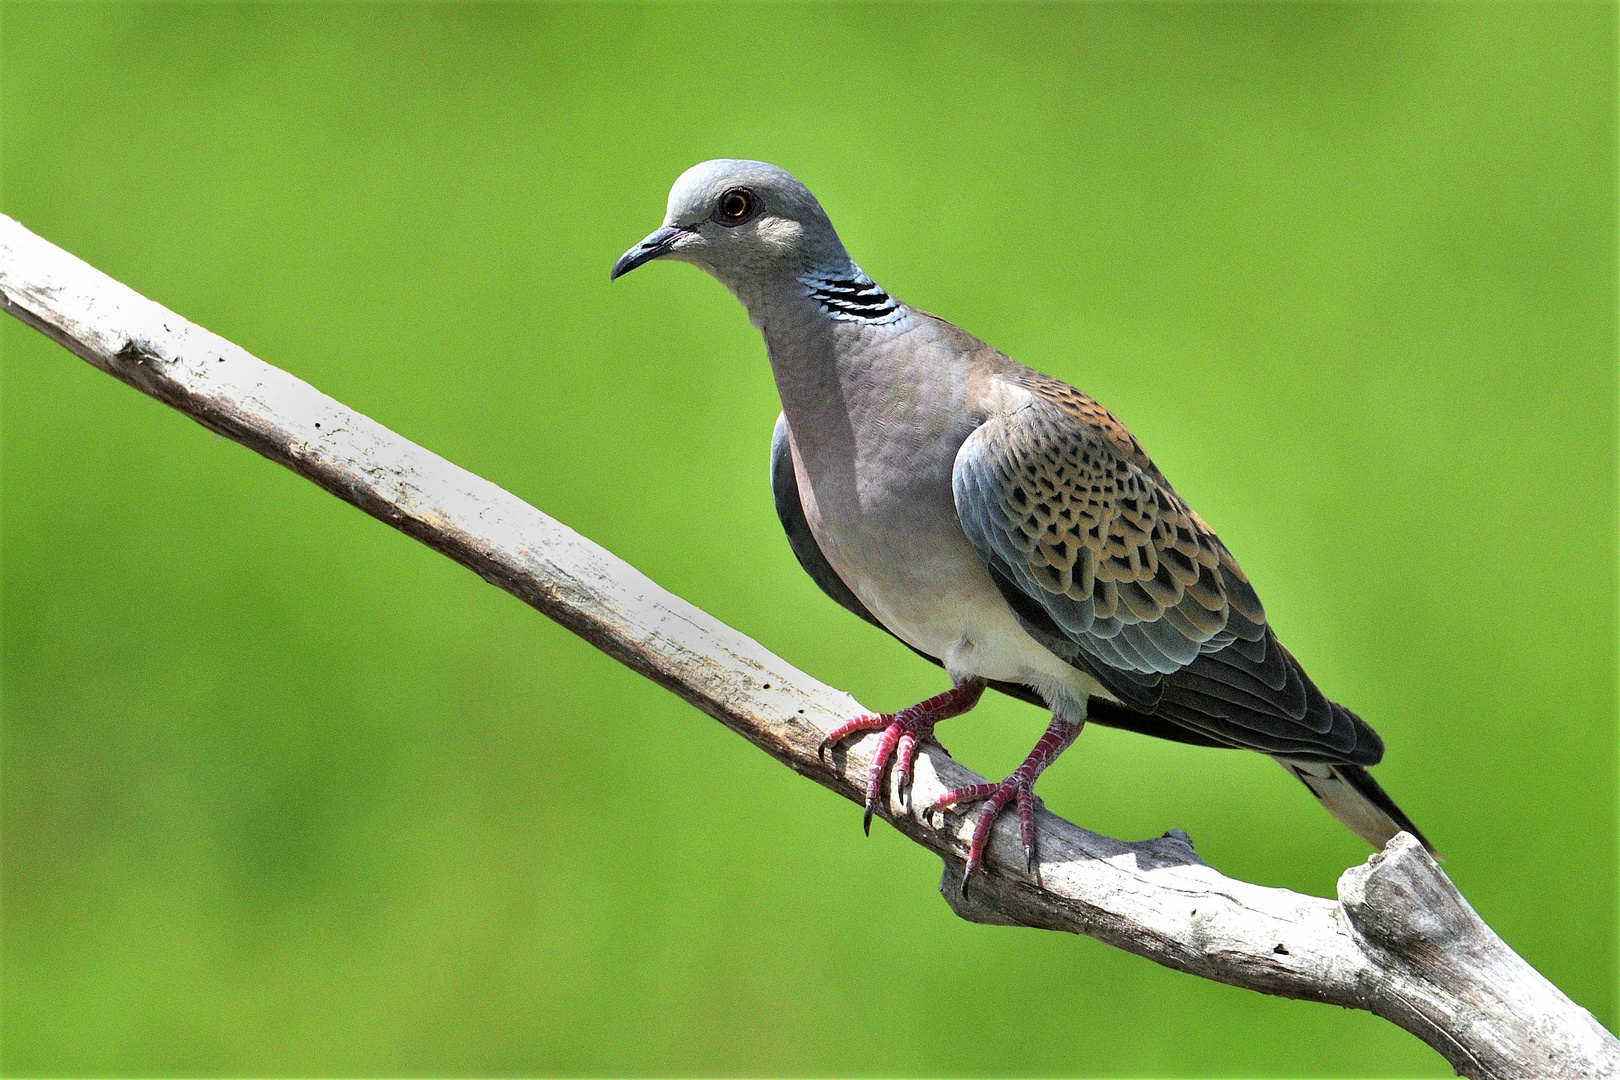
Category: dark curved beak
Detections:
[{"x1": 611, "y1": 225, "x2": 691, "y2": 281}]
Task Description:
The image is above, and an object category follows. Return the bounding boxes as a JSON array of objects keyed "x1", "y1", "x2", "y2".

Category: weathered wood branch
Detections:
[{"x1": 1, "y1": 213, "x2": 1612, "y2": 1079}]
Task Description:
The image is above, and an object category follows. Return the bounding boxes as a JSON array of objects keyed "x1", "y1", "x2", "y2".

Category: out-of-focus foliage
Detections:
[{"x1": 2, "y1": 4, "x2": 1613, "y2": 1076}]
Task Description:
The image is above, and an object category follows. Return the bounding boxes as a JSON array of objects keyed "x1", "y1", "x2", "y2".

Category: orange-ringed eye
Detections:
[{"x1": 720, "y1": 189, "x2": 750, "y2": 219}]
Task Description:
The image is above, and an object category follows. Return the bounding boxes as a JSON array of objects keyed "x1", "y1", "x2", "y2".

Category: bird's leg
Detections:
[
  {"x1": 818, "y1": 678, "x2": 987, "y2": 833},
  {"x1": 929, "y1": 715, "x2": 1082, "y2": 894}
]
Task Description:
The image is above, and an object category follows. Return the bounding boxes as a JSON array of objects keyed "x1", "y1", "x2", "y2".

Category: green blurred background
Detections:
[{"x1": 2, "y1": 3, "x2": 1614, "y2": 1076}]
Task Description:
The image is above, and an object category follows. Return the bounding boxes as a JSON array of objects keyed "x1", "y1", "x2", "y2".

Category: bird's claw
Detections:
[
  {"x1": 818, "y1": 680, "x2": 987, "y2": 835},
  {"x1": 818, "y1": 712, "x2": 890, "y2": 765},
  {"x1": 822, "y1": 709, "x2": 936, "y2": 834},
  {"x1": 930, "y1": 715, "x2": 1078, "y2": 894},
  {"x1": 930, "y1": 772, "x2": 1042, "y2": 895}
]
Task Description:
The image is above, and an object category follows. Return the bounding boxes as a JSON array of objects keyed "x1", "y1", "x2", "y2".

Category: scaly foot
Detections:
[
  {"x1": 818, "y1": 679, "x2": 986, "y2": 833},
  {"x1": 929, "y1": 715, "x2": 1082, "y2": 894}
]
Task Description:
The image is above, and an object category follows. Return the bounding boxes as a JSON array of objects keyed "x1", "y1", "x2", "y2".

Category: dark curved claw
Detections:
[
  {"x1": 929, "y1": 715, "x2": 1081, "y2": 894},
  {"x1": 818, "y1": 680, "x2": 988, "y2": 834}
]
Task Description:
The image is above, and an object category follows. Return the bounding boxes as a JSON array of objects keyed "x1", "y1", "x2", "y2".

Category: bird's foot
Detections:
[
  {"x1": 818, "y1": 679, "x2": 986, "y2": 834},
  {"x1": 928, "y1": 716, "x2": 1082, "y2": 895}
]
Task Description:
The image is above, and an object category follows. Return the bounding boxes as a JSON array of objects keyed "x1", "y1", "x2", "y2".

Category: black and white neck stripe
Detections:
[{"x1": 801, "y1": 269, "x2": 903, "y2": 324}]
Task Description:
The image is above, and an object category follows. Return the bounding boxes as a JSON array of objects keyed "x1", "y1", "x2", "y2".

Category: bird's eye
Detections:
[{"x1": 715, "y1": 187, "x2": 754, "y2": 225}]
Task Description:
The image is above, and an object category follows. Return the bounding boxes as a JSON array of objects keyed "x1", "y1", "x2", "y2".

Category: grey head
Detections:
[{"x1": 611, "y1": 160, "x2": 858, "y2": 295}]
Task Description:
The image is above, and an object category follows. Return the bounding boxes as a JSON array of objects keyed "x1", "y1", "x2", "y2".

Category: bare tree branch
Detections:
[{"x1": 1, "y1": 213, "x2": 1612, "y2": 1079}]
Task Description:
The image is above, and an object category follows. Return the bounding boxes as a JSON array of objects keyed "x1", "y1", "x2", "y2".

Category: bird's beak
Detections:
[{"x1": 611, "y1": 225, "x2": 693, "y2": 281}]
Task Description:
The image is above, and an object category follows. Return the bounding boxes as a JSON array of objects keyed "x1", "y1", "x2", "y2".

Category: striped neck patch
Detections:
[{"x1": 801, "y1": 269, "x2": 903, "y2": 323}]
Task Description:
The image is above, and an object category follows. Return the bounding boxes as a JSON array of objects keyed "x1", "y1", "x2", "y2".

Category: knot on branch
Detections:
[
  {"x1": 938, "y1": 858, "x2": 1024, "y2": 926},
  {"x1": 115, "y1": 335, "x2": 161, "y2": 365}
]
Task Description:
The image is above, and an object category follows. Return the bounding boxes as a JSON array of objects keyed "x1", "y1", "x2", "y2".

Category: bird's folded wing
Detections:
[{"x1": 952, "y1": 376, "x2": 1380, "y2": 764}]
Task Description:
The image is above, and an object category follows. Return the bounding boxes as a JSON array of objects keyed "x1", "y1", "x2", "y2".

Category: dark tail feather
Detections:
[{"x1": 1277, "y1": 758, "x2": 1438, "y2": 857}]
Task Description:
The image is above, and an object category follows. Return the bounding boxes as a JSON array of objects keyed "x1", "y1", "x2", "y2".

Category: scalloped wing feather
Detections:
[
  {"x1": 955, "y1": 380, "x2": 1261, "y2": 672},
  {"x1": 955, "y1": 373, "x2": 1378, "y2": 764}
]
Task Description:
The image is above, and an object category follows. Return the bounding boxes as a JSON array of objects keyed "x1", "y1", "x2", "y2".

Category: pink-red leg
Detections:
[
  {"x1": 818, "y1": 679, "x2": 987, "y2": 833},
  {"x1": 929, "y1": 715, "x2": 1082, "y2": 894}
]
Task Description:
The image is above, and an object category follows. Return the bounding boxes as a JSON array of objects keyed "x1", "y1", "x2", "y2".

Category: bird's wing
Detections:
[
  {"x1": 952, "y1": 375, "x2": 1381, "y2": 763},
  {"x1": 771, "y1": 411, "x2": 1234, "y2": 748}
]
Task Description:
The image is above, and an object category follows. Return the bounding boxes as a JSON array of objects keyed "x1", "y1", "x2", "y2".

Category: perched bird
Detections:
[{"x1": 612, "y1": 159, "x2": 1432, "y2": 889}]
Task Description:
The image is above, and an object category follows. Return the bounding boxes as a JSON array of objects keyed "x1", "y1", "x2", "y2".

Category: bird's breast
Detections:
[
  {"x1": 767, "y1": 318, "x2": 1104, "y2": 710},
  {"x1": 784, "y1": 386, "x2": 1067, "y2": 692}
]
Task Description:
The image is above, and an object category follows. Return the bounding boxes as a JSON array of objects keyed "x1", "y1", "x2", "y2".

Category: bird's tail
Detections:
[{"x1": 1276, "y1": 757, "x2": 1438, "y2": 857}]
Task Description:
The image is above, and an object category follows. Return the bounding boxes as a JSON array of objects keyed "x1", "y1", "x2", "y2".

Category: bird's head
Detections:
[{"x1": 611, "y1": 160, "x2": 850, "y2": 290}]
